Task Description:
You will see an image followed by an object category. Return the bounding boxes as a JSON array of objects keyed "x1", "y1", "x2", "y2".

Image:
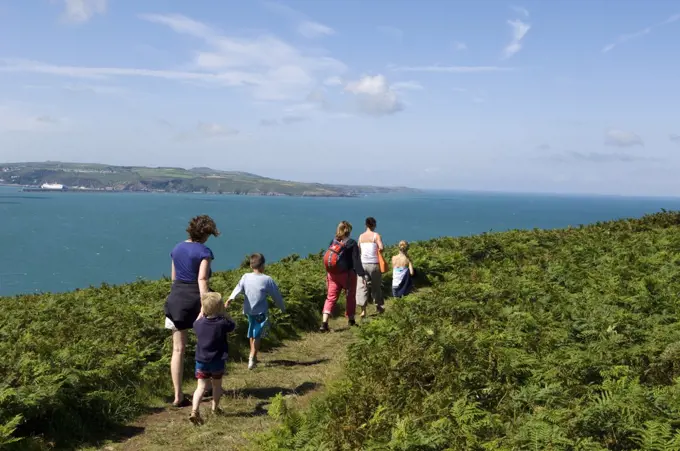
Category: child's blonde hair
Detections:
[
  {"x1": 398, "y1": 240, "x2": 409, "y2": 253},
  {"x1": 201, "y1": 292, "x2": 225, "y2": 317}
]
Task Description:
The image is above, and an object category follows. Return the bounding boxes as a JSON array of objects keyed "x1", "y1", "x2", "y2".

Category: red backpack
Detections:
[{"x1": 323, "y1": 239, "x2": 349, "y2": 273}]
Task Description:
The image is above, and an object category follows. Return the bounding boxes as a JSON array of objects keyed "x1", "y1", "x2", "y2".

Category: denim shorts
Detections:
[{"x1": 195, "y1": 359, "x2": 225, "y2": 380}]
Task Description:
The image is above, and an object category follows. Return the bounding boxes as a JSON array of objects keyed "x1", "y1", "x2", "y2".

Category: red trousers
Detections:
[{"x1": 323, "y1": 271, "x2": 357, "y2": 319}]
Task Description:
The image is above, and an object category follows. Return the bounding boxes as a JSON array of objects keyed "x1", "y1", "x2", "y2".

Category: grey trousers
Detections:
[{"x1": 356, "y1": 263, "x2": 384, "y2": 307}]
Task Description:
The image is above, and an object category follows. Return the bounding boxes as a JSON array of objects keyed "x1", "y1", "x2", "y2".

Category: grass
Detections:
[{"x1": 81, "y1": 316, "x2": 356, "y2": 451}]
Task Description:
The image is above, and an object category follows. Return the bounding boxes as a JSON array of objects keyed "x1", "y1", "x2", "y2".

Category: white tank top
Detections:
[{"x1": 360, "y1": 233, "x2": 379, "y2": 264}]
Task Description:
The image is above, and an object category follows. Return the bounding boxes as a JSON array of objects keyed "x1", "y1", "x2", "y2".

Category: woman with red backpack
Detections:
[{"x1": 320, "y1": 220, "x2": 366, "y2": 332}]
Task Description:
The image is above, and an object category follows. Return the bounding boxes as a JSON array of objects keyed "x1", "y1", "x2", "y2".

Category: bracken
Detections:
[{"x1": 258, "y1": 211, "x2": 680, "y2": 451}]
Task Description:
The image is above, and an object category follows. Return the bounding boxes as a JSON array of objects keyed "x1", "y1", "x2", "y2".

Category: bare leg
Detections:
[
  {"x1": 322, "y1": 312, "x2": 330, "y2": 323},
  {"x1": 248, "y1": 337, "x2": 260, "y2": 370},
  {"x1": 211, "y1": 378, "x2": 223, "y2": 412},
  {"x1": 192, "y1": 378, "x2": 207, "y2": 412},
  {"x1": 171, "y1": 329, "x2": 187, "y2": 405}
]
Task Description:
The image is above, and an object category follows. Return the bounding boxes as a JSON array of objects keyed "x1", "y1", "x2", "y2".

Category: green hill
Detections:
[
  {"x1": 2, "y1": 212, "x2": 680, "y2": 450},
  {"x1": 0, "y1": 162, "x2": 415, "y2": 197}
]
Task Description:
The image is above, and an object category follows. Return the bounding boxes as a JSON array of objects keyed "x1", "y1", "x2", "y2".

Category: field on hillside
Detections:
[
  {"x1": 260, "y1": 212, "x2": 680, "y2": 451},
  {"x1": 0, "y1": 162, "x2": 414, "y2": 196}
]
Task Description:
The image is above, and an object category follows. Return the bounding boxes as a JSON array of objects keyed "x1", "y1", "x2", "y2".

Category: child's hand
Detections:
[{"x1": 224, "y1": 299, "x2": 232, "y2": 308}]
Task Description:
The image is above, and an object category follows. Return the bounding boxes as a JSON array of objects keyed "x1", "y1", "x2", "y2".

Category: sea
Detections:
[{"x1": 3, "y1": 185, "x2": 680, "y2": 297}]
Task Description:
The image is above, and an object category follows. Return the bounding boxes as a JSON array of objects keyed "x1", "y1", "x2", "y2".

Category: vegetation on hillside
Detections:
[
  {"x1": 4, "y1": 211, "x2": 680, "y2": 450},
  {"x1": 0, "y1": 252, "x2": 330, "y2": 449},
  {"x1": 0, "y1": 162, "x2": 415, "y2": 197},
  {"x1": 259, "y1": 211, "x2": 680, "y2": 450}
]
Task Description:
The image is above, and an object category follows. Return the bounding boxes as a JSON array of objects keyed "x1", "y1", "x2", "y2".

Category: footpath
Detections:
[{"x1": 85, "y1": 317, "x2": 355, "y2": 451}]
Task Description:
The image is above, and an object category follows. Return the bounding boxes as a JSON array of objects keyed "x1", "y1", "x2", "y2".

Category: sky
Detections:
[{"x1": 0, "y1": 0, "x2": 679, "y2": 196}]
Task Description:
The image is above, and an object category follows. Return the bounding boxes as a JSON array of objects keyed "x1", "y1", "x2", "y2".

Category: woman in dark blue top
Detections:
[{"x1": 164, "y1": 215, "x2": 220, "y2": 407}]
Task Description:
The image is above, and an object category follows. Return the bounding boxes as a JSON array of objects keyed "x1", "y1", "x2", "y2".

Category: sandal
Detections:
[{"x1": 189, "y1": 410, "x2": 203, "y2": 425}]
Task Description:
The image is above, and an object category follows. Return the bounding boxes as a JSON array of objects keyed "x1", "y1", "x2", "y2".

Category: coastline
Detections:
[{"x1": 16, "y1": 186, "x2": 361, "y2": 198}]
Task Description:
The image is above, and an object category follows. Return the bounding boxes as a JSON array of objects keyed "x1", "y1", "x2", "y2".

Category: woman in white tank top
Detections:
[{"x1": 357, "y1": 217, "x2": 385, "y2": 317}]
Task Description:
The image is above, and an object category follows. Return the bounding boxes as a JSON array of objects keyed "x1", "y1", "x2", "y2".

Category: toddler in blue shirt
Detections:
[{"x1": 190, "y1": 292, "x2": 235, "y2": 425}]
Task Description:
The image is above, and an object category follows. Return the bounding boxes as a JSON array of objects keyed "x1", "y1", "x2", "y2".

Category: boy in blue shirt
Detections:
[
  {"x1": 190, "y1": 292, "x2": 236, "y2": 425},
  {"x1": 226, "y1": 253, "x2": 285, "y2": 370}
]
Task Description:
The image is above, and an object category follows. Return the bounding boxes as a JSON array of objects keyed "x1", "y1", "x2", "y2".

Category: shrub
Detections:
[
  {"x1": 259, "y1": 211, "x2": 680, "y2": 450},
  {"x1": 0, "y1": 253, "x2": 332, "y2": 448}
]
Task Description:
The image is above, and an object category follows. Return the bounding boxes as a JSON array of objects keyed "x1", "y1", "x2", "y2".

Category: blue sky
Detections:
[{"x1": 0, "y1": 0, "x2": 679, "y2": 195}]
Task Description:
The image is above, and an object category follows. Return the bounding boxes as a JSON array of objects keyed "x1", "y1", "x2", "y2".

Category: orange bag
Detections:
[{"x1": 378, "y1": 249, "x2": 388, "y2": 273}]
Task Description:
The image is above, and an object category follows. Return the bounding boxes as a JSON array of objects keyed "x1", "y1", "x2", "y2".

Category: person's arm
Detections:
[
  {"x1": 268, "y1": 278, "x2": 285, "y2": 313},
  {"x1": 226, "y1": 276, "x2": 245, "y2": 307},
  {"x1": 408, "y1": 259, "x2": 414, "y2": 276},
  {"x1": 171, "y1": 261, "x2": 176, "y2": 281},
  {"x1": 223, "y1": 317, "x2": 236, "y2": 333},
  {"x1": 376, "y1": 233, "x2": 385, "y2": 251},
  {"x1": 352, "y1": 242, "x2": 366, "y2": 278},
  {"x1": 198, "y1": 259, "x2": 210, "y2": 297}
]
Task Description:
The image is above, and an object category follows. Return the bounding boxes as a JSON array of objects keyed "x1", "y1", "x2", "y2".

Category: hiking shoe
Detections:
[
  {"x1": 348, "y1": 318, "x2": 358, "y2": 327},
  {"x1": 248, "y1": 356, "x2": 257, "y2": 370},
  {"x1": 189, "y1": 411, "x2": 203, "y2": 425},
  {"x1": 319, "y1": 322, "x2": 330, "y2": 333},
  {"x1": 376, "y1": 306, "x2": 385, "y2": 314}
]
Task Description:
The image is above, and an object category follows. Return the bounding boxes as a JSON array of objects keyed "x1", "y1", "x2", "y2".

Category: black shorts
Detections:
[{"x1": 164, "y1": 281, "x2": 201, "y2": 331}]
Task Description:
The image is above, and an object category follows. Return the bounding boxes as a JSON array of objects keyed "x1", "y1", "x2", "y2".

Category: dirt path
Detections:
[{"x1": 88, "y1": 317, "x2": 355, "y2": 451}]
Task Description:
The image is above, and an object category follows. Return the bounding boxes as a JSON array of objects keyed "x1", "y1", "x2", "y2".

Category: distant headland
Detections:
[{"x1": 0, "y1": 162, "x2": 416, "y2": 197}]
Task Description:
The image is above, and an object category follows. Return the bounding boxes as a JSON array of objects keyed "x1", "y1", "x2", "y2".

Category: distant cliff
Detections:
[{"x1": 0, "y1": 162, "x2": 416, "y2": 197}]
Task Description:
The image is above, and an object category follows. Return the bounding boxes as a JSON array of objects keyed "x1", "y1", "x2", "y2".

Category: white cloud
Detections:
[
  {"x1": 502, "y1": 19, "x2": 530, "y2": 60},
  {"x1": 1, "y1": 14, "x2": 346, "y2": 102},
  {"x1": 345, "y1": 74, "x2": 402, "y2": 116},
  {"x1": 511, "y1": 5, "x2": 530, "y2": 17},
  {"x1": 263, "y1": 2, "x2": 335, "y2": 39},
  {"x1": 298, "y1": 21, "x2": 335, "y2": 38},
  {"x1": 323, "y1": 76, "x2": 343, "y2": 86},
  {"x1": 59, "y1": 0, "x2": 107, "y2": 23},
  {"x1": 391, "y1": 81, "x2": 424, "y2": 91},
  {"x1": 602, "y1": 14, "x2": 680, "y2": 53},
  {"x1": 605, "y1": 129, "x2": 644, "y2": 147},
  {"x1": 377, "y1": 26, "x2": 404, "y2": 40},
  {"x1": 63, "y1": 84, "x2": 125, "y2": 95},
  {"x1": 391, "y1": 65, "x2": 512, "y2": 73},
  {"x1": 670, "y1": 134, "x2": 680, "y2": 144},
  {"x1": 453, "y1": 41, "x2": 467, "y2": 51},
  {"x1": 197, "y1": 122, "x2": 238, "y2": 137}
]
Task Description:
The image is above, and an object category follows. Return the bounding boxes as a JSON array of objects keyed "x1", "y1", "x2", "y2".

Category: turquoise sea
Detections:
[{"x1": 3, "y1": 185, "x2": 680, "y2": 296}]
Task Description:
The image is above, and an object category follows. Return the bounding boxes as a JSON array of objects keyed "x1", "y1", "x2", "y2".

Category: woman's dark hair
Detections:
[
  {"x1": 365, "y1": 217, "x2": 377, "y2": 230},
  {"x1": 187, "y1": 215, "x2": 220, "y2": 243}
]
